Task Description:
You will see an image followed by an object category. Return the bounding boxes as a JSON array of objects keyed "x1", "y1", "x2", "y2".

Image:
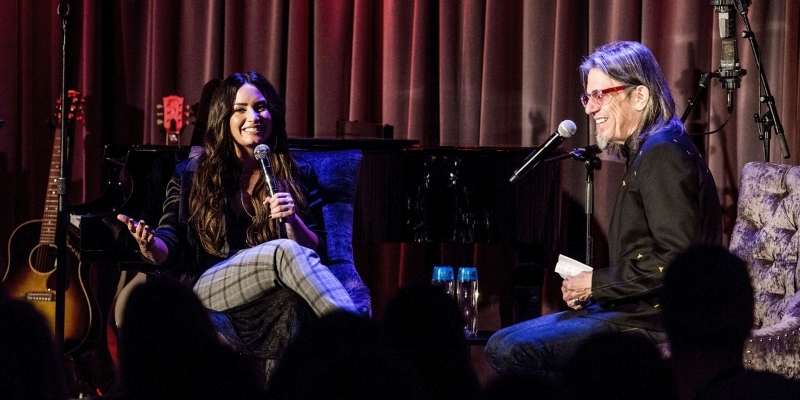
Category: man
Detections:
[{"x1": 485, "y1": 41, "x2": 721, "y2": 379}]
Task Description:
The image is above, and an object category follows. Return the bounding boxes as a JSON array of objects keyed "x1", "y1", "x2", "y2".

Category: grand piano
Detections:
[{"x1": 70, "y1": 139, "x2": 562, "y2": 325}]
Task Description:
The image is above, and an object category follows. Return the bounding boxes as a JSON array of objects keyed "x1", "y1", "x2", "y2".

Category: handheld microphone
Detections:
[
  {"x1": 711, "y1": 0, "x2": 747, "y2": 111},
  {"x1": 254, "y1": 144, "x2": 283, "y2": 224},
  {"x1": 509, "y1": 120, "x2": 577, "y2": 183}
]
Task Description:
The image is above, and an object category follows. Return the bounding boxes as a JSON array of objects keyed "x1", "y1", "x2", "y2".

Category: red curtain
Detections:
[{"x1": 3, "y1": 0, "x2": 799, "y2": 320}]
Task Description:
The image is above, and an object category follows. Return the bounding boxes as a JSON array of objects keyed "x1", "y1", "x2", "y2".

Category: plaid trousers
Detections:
[{"x1": 193, "y1": 239, "x2": 356, "y2": 317}]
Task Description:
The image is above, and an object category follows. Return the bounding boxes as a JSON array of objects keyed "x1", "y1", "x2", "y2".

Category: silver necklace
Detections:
[{"x1": 239, "y1": 189, "x2": 254, "y2": 219}]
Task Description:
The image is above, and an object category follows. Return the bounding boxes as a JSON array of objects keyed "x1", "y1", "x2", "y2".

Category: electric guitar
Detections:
[
  {"x1": 156, "y1": 95, "x2": 193, "y2": 145},
  {"x1": 2, "y1": 90, "x2": 92, "y2": 353}
]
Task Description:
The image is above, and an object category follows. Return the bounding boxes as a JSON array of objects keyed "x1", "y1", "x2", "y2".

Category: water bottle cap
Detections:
[
  {"x1": 432, "y1": 265, "x2": 455, "y2": 281},
  {"x1": 457, "y1": 266, "x2": 478, "y2": 282}
]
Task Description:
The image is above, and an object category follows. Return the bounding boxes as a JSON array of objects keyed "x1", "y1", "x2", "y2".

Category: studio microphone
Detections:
[
  {"x1": 254, "y1": 144, "x2": 284, "y2": 224},
  {"x1": 711, "y1": 0, "x2": 747, "y2": 111},
  {"x1": 509, "y1": 119, "x2": 577, "y2": 183}
]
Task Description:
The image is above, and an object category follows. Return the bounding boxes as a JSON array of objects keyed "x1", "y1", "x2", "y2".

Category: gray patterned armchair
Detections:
[{"x1": 729, "y1": 161, "x2": 800, "y2": 378}]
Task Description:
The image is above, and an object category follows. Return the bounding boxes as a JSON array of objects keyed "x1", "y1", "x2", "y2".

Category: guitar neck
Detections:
[{"x1": 40, "y1": 129, "x2": 62, "y2": 245}]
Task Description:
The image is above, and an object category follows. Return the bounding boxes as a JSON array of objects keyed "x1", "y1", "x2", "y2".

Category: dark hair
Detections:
[
  {"x1": 0, "y1": 298, "x2": 67, "y2": 400},
  {"x1": 580, "y1": 41, "x2": 679, "y2": 149},
  {"x1": 189, "y1": 78, "x2": 222, "y2": 147},
  {"x1": 119, "y1": 277, "x2": 262, "y2": 399},
  {"x1": 189, "y1": 71, "x2": 304, "y2": 256},
  {"x1": 661, "y1": 245, "x2": 754, "y2": 352}
]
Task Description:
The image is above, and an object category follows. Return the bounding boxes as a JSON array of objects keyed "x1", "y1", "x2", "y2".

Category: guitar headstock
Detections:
[
  {"x1": 156, "y1": 95, "x2": 195, "y2": 145},
  {"x1": 54, "y1": 89, "x2": 86, "y2": 126}
]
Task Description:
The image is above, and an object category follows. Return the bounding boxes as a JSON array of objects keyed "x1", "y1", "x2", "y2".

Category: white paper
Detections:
[{"x1": 555, "y1": 253, "x2": 593, "y2": 279}]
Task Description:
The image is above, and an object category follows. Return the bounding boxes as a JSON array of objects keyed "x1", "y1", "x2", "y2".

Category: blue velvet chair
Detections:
[{"x1": 211, "y1": 148, "x2": 371, "y2": 382}]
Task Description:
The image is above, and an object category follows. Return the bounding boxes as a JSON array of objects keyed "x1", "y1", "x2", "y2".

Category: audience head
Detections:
[
  {"x1": 383, "y1": 284, "x2": 479, "y2": 400},
  {"x1": 0, "y1": 298, "x2": 67, "y2": 400},
  {"x1": 119, "y1": 277, "x2": 261, "y2": 400},
  {"x1": 267, "y1": 310, "x2": 424, "y2": 400},
  {"x1": 661, "y1": 245, "x2": 754, "y2": 353},
  {"x1": 564, "y1": 331, "x2": 674, "y2": 400}
]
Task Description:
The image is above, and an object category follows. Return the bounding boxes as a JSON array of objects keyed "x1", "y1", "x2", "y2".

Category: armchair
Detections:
[{"x1": 729, "y1": 161, "x2": 800, "y2": 378}]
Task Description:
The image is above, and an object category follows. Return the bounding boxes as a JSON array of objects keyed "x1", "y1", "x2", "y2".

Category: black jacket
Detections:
[{"x1": 591, "y1": 120, "x2": 722, "y2": 329}]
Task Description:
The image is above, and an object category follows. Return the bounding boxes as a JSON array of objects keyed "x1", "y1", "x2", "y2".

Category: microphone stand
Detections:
[
  {"x1": 579, "y1": 153, "x2": 601, "y2": 266},
  {"x1": 545, "y1": 147, "x2": 601, "y2": 265},
  {"x1": 735, "y1": 0, "x2": 790, "y2": 160},
  {"x1": 54, "y1": 0, "x2": 72, "y2": 349}
]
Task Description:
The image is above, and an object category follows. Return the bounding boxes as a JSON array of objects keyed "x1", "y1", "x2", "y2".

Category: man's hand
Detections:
[{"x1": 561, "y1": 271, "x2": 592, "y2": 310}]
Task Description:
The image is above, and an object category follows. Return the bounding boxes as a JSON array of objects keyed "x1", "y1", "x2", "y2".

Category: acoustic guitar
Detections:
[{"x1": 2, "y1": 90, "x2": 92, "y2": 353}]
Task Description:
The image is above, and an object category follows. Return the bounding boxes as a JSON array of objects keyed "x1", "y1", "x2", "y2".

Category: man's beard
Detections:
[{"x1": 595, "y1": 132, "x2": 610, "y2": 150}]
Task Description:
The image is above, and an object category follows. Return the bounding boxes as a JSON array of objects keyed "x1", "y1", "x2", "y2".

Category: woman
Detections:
[{"x1": 116, "y1": 71, "x2": 355, "y2": 317}]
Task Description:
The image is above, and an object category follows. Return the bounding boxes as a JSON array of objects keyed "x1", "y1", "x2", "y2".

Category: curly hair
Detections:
[{"x1": 189, "y1": 72, "x2": 305, "y2": 257}]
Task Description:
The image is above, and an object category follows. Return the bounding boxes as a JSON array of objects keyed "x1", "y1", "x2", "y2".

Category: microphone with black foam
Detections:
[
  {"x1": 254, "y1": 144, "x2": 284, "y2": 224},
  {"x1": 711, "y1": 0, "x2": 747, "y2": 111},
  {"x1": 509, "y1": 119, "x2": 577, "y2": 183}
]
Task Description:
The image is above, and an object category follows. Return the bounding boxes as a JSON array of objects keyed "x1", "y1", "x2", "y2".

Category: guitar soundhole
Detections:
[{"x1": 28, "y1": 244, "x2": 57, "y2": 274}]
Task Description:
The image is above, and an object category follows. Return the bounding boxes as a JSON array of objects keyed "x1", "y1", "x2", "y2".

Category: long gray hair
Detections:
[{"x1": 579, "y1": 41, "x2": 679, "y2": 148}]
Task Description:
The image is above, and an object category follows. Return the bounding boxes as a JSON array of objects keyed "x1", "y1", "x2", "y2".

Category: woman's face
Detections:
[{"x1": 229, "y1": 83, "x2": 273, "y2": 158}]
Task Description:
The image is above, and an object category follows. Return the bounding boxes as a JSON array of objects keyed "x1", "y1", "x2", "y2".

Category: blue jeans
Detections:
[{"x1": 484, "y1": 303, "x2": 665, "y2": 380}]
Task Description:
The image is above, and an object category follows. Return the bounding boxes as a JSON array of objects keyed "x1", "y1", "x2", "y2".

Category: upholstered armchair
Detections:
[
  {"x1": 211, "y1": 148, "x2": 371, "y2": 382},
  {"x1": 729, "y1": 161, "x2": 800, "y2": 378}
]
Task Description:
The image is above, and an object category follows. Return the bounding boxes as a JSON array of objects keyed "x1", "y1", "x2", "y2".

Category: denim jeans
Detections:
[{"x1": 484, "y1": 303, "x2": 665, "y2": 380}]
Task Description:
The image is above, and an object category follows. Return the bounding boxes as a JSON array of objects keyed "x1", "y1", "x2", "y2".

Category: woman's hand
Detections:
[
  {"x1": 263, "y1": 192, "x2": 319, "y2": 249},
  {"x1": 264, "y1": 192, "x2": 298, "y2": 222},
  {"x1": 116, "y1": 214, "x2": 168, "y2": 264}
]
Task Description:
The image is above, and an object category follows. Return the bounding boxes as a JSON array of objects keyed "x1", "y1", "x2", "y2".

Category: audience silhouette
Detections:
[
  {"x1": 563, "y1": 331, "x2": 674, "y2": 400},
  {"x1": 662, "y1": 245, "x2": 800, "y2": 400},
  {"x1": 0, "y1": 297, "x2": 67, "y2": 400},
  {"x1": 117, "y1": 277, "x2": 263, "y2": 400},
  {"x1": 383, "y1": 284, "x2": 481, "y2": 400},
  {"x1": 266, "y1": 310, "x2": 427, "y2": 400},
  {"x1": 10, "y1": 249, "x2": 800, "y2": 400}
]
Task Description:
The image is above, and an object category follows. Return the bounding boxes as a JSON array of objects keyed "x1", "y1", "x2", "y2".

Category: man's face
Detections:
[{"x1": 583, "y1": 68, "x2": 640, "y2": 150}]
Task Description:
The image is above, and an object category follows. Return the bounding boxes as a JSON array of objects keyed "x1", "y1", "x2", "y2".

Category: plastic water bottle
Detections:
[
  {"x1": 457, "y1": 266, "x2": 479, "y2": 337},
  {"x1": 431, "y1": 265, "x2": 456, "y2": 297}
]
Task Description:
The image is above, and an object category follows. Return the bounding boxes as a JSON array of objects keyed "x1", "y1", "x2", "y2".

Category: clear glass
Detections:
[
  {"x1": 456, "y1": 266, "x2": 479, "y2": 337},
  {"x1": 431, "y1": 265, "x2": 456, "y2": 297}
]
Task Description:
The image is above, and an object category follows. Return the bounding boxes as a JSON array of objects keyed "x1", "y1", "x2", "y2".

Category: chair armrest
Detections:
[{"x1": 751, "y1": 291, "x2": 800, "y2": 338}]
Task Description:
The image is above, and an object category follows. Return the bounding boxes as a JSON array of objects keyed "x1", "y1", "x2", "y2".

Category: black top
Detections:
[{"x1": 591, "y1": 120, "x2": 722, "y2": 329}]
